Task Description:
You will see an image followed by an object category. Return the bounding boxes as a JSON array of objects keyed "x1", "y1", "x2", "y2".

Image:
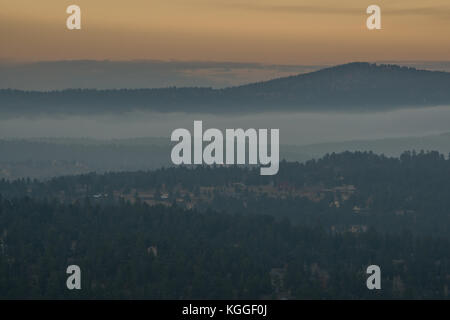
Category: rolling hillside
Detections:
[{"x1": 1, "y1": 62, "x2": 450, "y2": 116}]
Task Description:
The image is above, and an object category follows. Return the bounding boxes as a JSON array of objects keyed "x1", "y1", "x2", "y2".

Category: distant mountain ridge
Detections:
[
  {"x1": 2, "y1": 132, "x2": 450, "y2": 179},
  {"x1": 1, "y1": 62, "x2": 450, "y2": 115}
]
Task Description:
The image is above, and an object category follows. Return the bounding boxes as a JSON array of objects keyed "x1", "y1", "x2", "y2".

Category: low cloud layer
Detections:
[{"x1": 0, "y1": 60, "x2": 323, "y2": 90}]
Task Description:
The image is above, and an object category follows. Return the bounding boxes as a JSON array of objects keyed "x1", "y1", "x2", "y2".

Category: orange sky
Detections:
[{"x1": 1, "y1": 0, "x2": 449, "y2": 64}]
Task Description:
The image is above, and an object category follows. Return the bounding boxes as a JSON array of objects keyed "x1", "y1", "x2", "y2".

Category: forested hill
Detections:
[
  {"x1": 2, "y1": 197, "x2": 449, "y2": 299},
  {"x1": 2, "y1": 62, "x2": 450, "y2": 115},
  {"x1": 1, "y1": 151, "x2": 450, "y2": 299},
  {"x1": 2, "y1": 151, "x2": 450, "y2": 236}
]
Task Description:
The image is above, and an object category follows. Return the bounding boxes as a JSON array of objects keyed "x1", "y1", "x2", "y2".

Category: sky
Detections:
[{"x1": 1, "y1": 0, "x2": 450, "y2": 64}]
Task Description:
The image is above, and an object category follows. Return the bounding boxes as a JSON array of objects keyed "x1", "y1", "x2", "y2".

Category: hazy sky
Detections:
[{"x1": 2, "y1": 0, "x2": 450, "y2": 64}]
